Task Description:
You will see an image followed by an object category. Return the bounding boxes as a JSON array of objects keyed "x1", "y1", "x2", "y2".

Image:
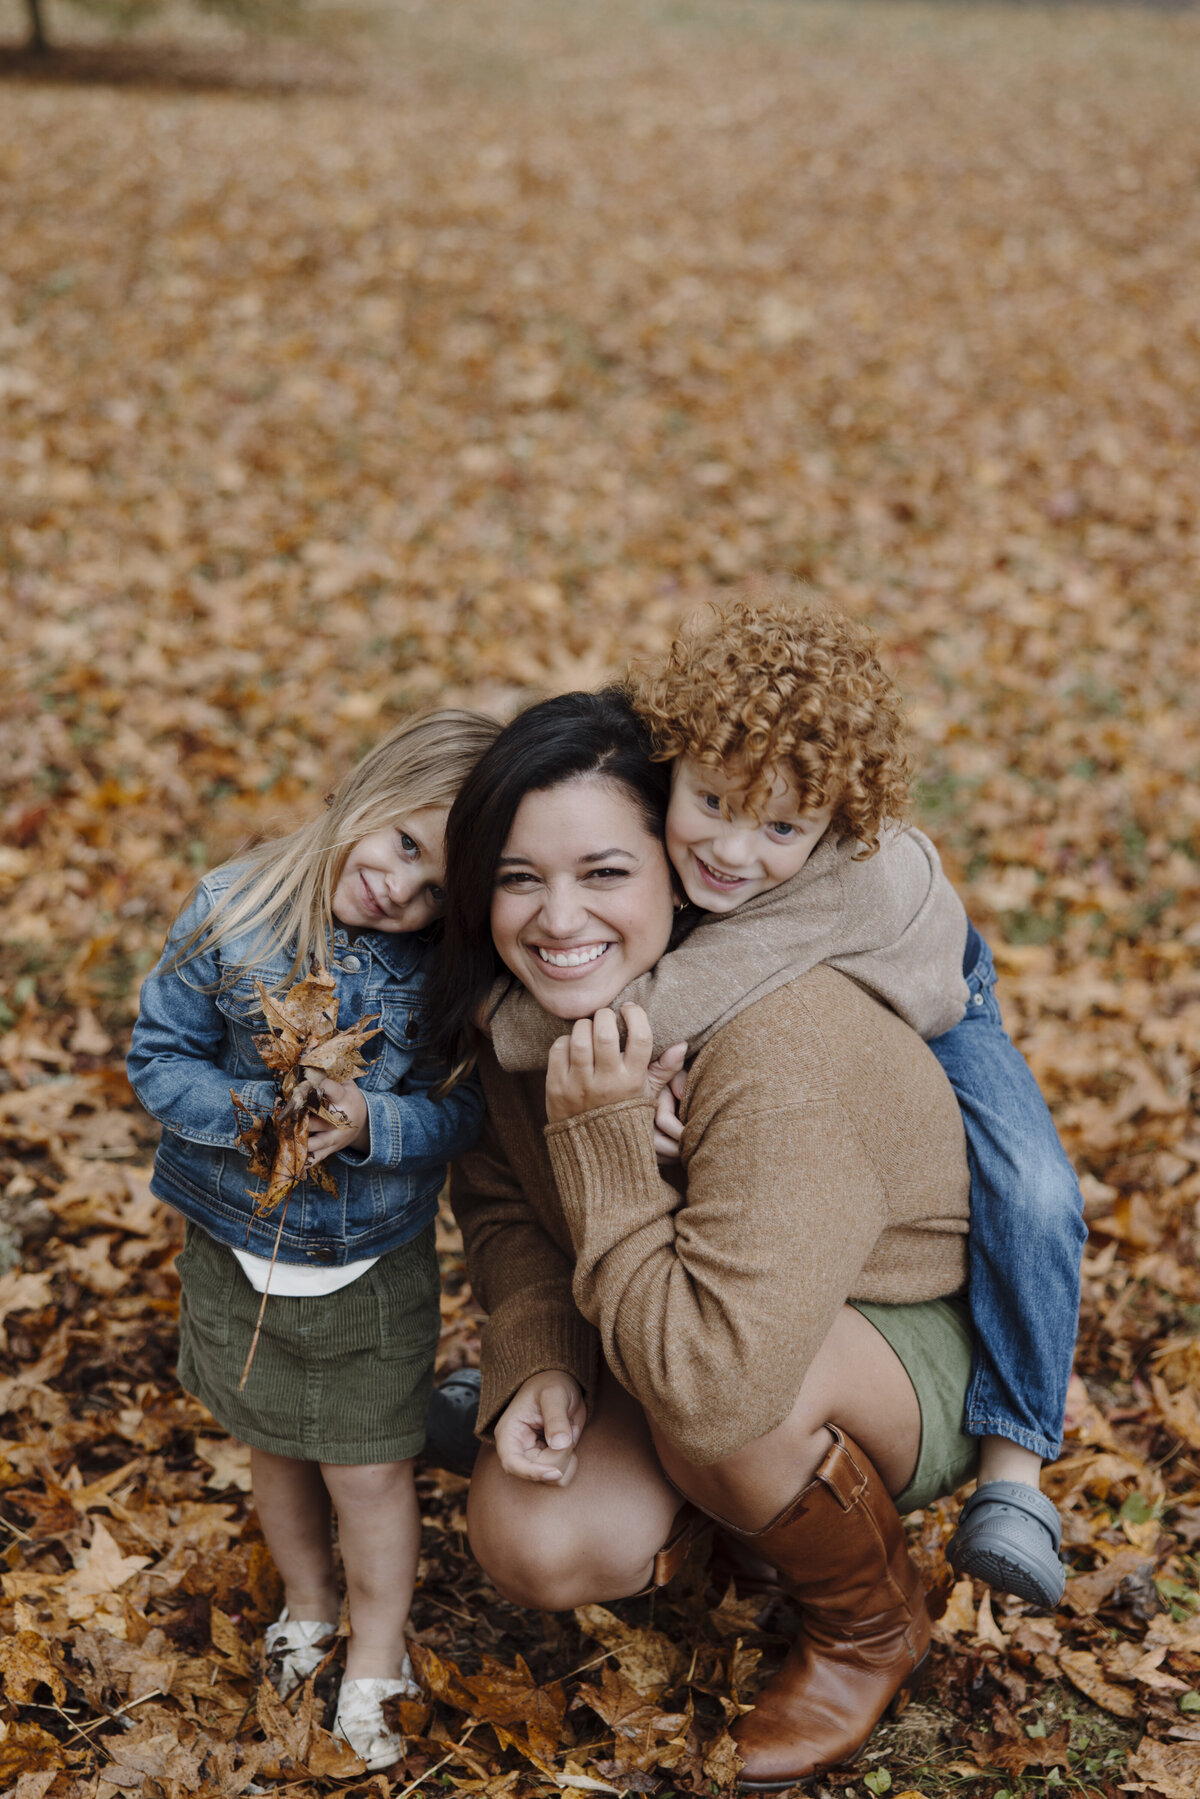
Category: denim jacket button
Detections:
[
  {"x1": 973, "y1": 993, "x2": 984, "y2": 1004},
  {"x1": 309, "y1": 1247, "x2": 335, "y2": 1263},
  {"x1": 342, "y1": 954, "x2": 362, "y2": 973}
]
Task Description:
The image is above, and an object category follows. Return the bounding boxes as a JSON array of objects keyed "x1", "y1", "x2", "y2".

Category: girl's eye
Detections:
[
  {"x1": 702, "y1": 793, "x2": 722, "y2": 811},
  {"x1": 399, "y1": 832, "x2": 419, "y2": 857},
  {"x1": 428, "y1": 885, "x2": 445, "y2": 907},
  {"x1": 769, "y1": 822, "x2": 796, "y2": 839}
]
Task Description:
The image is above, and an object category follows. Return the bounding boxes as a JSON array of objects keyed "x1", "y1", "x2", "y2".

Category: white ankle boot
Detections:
[
  {"x1": 263, "y1": 1608, "x2": 338, "y2": 1697},
  {"x1": 335, "y1": 1653, "x2": 421, "y2": 1771}
]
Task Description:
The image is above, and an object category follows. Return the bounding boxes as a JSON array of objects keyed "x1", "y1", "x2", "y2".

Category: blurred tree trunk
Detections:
[{"x1": 27, "y1": 0, "x2": 49, "y2": 52}]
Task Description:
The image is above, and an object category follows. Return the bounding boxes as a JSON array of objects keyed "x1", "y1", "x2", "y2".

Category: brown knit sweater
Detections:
[{"x1": 451, "y1": 965, "x2": 970, "y2": 1467}]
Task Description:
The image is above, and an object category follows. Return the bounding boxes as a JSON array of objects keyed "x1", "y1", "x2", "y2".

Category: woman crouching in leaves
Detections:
[
  {"x1": 128, "y1": 709, "x2": 498, "y2": 1770},
  {"x1": 424, "y1": 690, "x2": 978, "y2": 1791}
]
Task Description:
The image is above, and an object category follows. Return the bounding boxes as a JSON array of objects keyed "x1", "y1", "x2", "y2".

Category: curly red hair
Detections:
[{"x1": 630, "y1": 587, "x2": 911, "y2": 856}]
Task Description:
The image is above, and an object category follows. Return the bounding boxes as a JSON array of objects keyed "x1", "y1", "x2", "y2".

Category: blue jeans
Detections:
[{"x1": 927, "y1": 935, "x2": 1086, "y2": 1462}]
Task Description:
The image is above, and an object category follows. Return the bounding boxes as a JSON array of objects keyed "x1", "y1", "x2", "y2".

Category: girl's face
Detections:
[
  {"x1": 490, "y1": 775, "x2": 676, "y2": 1019},
  {"x1": 332, "y1": 808, "x2": 450, "y2": 934}
]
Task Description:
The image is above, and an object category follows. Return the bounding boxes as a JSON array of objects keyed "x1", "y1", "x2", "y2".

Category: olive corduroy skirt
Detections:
[{"x1": 176, "y1": 1221, "x2": 441, "y2": 1464}]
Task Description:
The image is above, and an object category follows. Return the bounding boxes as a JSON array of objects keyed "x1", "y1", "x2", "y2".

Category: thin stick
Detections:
[
  {"x1": 393, "y1": 1721, "x2": 478, "y2": 1799},
  {"x1": 238, "y1": 1193, "x2": 292, "y2": 1391},
  {"x1": 560, "y1": 1646, "x2": 616, "y2": 1683},
  {"x1": 52, "y1": 1689, "x2": 164, "y2": 1749}
]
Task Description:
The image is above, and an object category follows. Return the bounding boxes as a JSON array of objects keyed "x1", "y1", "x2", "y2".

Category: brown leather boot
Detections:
[
  {"x1": 630, "y1": 1503, "x2": 711, "y2": 1595},
  {"x1": 725, "y1": 1426, "x2": 930, "y2": 1791}
]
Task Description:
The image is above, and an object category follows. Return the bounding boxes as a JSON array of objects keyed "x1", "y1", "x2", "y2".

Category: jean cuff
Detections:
[{"x1": 964, "y1": 1413, "x2": 1061, "y2": 1463}]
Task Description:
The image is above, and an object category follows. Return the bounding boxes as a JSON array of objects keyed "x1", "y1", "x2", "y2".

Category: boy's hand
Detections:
[
  {"x1": 494, "y1": 1371, "x2": 587, "y2": 1485},
  {"x1": 306, "y1": 1079, "x2": 369, "y2": 1165},
  {"x1": 652, "y1": 1066, "x2": 688, "y2": 1163},
  {"x1": 545, "y1": 1006, "x2": 687, "y2": 1123}
]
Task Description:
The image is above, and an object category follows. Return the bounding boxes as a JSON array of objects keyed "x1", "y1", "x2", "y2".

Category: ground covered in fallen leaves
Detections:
[{"x1": 1, "y1": 1, "x2": 1200, "y2": 1793}]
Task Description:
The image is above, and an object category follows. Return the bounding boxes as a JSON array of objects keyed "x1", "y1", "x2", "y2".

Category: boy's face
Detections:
[{"x1": 666, "y1": 757, "x2": 834, "y2": 912}]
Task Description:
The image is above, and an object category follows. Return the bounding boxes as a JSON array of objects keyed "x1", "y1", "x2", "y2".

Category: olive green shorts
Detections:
[
  {"x1": 850, "y1": 1296, "x2": 979, "y2": 1513},
  {"x1": 176, "y1": 1222, "x2": 441, "y2": 1464}
]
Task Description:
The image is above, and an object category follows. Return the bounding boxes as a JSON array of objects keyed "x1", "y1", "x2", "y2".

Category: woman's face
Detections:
[{"x1": 490, "y1": 775, "x2": 676, "y2": 1019}]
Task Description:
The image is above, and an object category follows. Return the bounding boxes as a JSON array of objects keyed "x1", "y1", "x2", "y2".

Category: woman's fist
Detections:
[
  {"x1": 494, "y1": 1371, "x2": 588, "y2": 1486},
  {"x1": 545, "y1": 1005, "x2": 686, "y2": 1124}
]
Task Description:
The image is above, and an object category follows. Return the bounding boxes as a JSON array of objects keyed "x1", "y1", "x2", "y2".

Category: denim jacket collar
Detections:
[{"x1": 335, "y1": 926, "x2": 434, "y2": 983}]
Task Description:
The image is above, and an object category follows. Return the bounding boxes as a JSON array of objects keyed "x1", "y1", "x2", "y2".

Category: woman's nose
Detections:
[{"x1": 538, "y1": 879, "x2": 589, "y2": 937}]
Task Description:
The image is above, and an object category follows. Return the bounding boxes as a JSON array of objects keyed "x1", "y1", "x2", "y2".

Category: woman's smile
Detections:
[{"x1": 532, "y1": 941, "x2": 614, "y2": 972}]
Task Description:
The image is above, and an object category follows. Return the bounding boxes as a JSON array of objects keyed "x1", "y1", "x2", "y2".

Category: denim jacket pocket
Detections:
[
  {"x1": 213, "y1": 976, "x2": 274, "y2": 1077},
  {"x1": 369, "y1": 998, "x2": 427, "y2": 1090}
]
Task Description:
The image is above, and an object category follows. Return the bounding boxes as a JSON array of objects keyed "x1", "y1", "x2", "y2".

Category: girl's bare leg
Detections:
[
  {"x1": 251, "y1": 1447, "x2": 339, "y2": 1620},
  {"x1": 321, "y1": 1459, "x2": 420, "y2": 1681},
  {"x1": 651, "y1": 1305, "x2": 922, "y2": 1532},
  {"x1": 467, "y1": 1371, "x2": 680, "y2": 1613}
]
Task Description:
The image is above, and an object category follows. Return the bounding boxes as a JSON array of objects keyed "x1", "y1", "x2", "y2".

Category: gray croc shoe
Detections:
[
  {"x1": 425, "y1": 1367, "x2": 481, "y2": 1478},
  {"x1": 946, "y1": 1481, "x2": 1065, "y2": 1607}
]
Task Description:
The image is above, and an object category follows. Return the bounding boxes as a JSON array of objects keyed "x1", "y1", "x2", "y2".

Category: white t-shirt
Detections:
[{"x1": 231, "y1": 1248, "x2": 379, "y2": 1297}]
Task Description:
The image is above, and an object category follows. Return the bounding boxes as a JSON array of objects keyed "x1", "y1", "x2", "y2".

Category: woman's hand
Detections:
[
  {"x1": 306, "y1": 1080, "x2": 370, "y2": 1165},
  {"x1": 494, "y1": 1371, "x2": 588, "y2": 1485},
  {"x1": 546, "y1": 1005, "x2": 687, "y2": 1124}
]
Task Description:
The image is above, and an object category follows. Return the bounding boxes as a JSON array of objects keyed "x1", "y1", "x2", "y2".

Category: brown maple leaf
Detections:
[
  {"x1": 232, "y1": 961, "x2": 380, "y2": 1222},
  {"x1": 574, "y1": 1603, "x2": 686, "y2": 1696},
  {"x1": 577, "y1": 1664, "x2": 691, "y2": 1772},
  {"x1": 461, "y1": 1653, "x2": 568, "y2": 1763},
  {"x1": 0, "y1": 1631, "x2": 68, "y2": 1705}
]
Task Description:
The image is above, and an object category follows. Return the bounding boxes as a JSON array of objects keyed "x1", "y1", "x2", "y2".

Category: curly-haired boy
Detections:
[{"x1": 488, "y1": 590, "x2": 1085, "y2": 1608}]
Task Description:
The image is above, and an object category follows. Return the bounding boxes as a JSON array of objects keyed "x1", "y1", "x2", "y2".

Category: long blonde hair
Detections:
[{"x1": 171, "y1": 709, "x2": 500, "y2": 989}]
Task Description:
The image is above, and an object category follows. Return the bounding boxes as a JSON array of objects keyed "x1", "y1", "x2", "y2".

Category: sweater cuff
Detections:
[
  {"x1": 477, "y1": 1294, "x2": 600, "y2": 1441},
  {"x1": 545, "y1": 1097, "x2": 665, "y2": 1227}
]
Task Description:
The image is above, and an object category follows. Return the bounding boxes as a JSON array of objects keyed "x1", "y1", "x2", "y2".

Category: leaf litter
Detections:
[{"x1": 2, "y1": 0, "x2": 1200, "y2": 1793}]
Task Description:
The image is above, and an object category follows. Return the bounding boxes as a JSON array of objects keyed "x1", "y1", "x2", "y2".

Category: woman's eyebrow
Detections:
[{"x1": 495, "y1": 847, "x2": 636, "y2": 868}]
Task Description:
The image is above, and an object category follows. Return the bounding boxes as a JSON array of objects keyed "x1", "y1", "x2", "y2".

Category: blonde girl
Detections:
[{"x1": 128, "y1": 710, "x2": 499, "y2": 1770}]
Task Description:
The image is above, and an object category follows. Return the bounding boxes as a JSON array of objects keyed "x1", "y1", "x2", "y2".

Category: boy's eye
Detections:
[
  {"x1": 428, "y1": 885, "x2": 445, "y2": 907},
  {"x1": 769, "y1": 822, "x2": 796, "y2": 839},
  {"x1": 702, "y1": 793, "x2": 722, "y2": 811}
]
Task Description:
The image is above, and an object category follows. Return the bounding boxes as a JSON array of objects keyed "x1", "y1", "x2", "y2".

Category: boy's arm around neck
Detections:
[
  {"x1": 489, "y1": 829, "x2": 965, "y2": 1071},
  {"x1": 825, "y1": 827, "x2": 969, "y2": 1040}
]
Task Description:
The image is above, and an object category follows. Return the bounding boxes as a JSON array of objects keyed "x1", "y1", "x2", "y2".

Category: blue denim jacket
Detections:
[{"x1": 127, "y1": 865, "x2": 483, "y2": 1265}]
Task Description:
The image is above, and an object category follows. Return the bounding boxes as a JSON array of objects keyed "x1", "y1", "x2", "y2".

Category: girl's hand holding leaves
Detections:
[{"x1": 231, "y1": 963, "x2": 379, "y2": 1210}]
